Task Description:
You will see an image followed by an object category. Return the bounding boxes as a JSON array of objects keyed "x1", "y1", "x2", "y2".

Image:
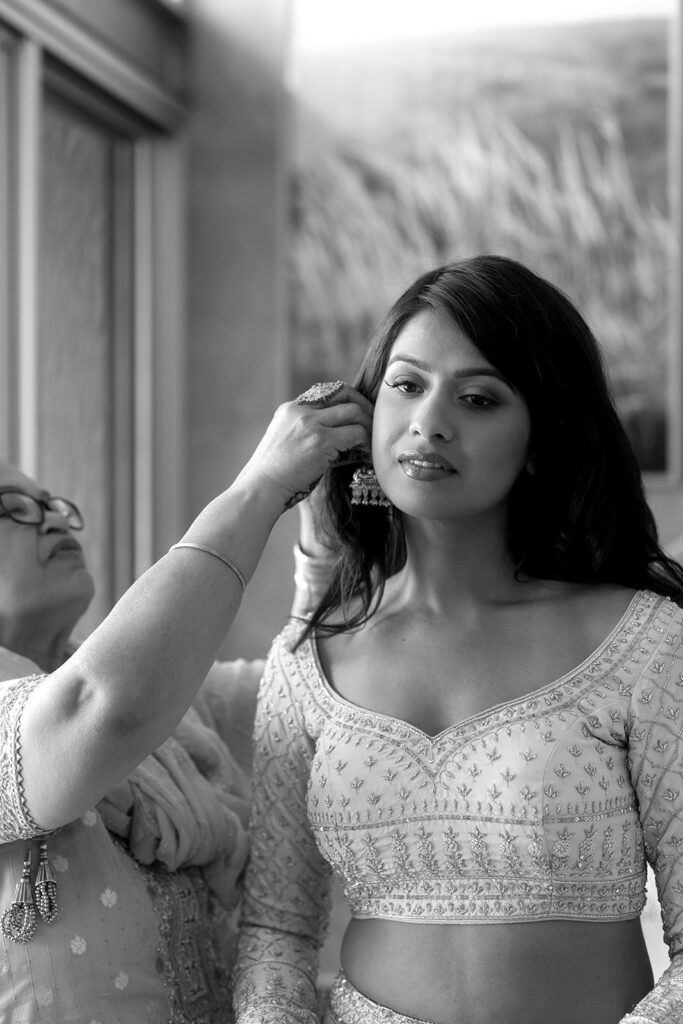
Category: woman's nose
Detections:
[
  {"x1": 40, "y1": 508, "x2": 71, "y2": 534},
  {"x1": 409, "y1": 394, "x2": 454, "y2": 442}
]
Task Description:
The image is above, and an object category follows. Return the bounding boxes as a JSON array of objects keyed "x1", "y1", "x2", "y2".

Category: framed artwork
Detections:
[{"x1": 289, "y1": 1, "x2": 680, "y2": 477}]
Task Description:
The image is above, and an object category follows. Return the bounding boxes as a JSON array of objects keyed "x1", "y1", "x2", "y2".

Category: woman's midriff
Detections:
[{"x1": 340, "y1": 917, "x2": 654, "y2": 1024}]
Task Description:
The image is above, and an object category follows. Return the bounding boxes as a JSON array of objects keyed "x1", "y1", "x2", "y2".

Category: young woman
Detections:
[{"x1": 234, "y1": 256, "x2": 683, "y2": 1024}]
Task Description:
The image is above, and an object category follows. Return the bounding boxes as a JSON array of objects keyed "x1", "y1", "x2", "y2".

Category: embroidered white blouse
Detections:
[{"x1": 234, "y1": 591, "x2": 683, "y2": 1024}]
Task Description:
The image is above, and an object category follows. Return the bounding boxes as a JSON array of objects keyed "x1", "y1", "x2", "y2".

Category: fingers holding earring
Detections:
[
  {"x1": 296, "y1": 382, "x2": 376, "y2": 438},
  {"x1": 237, "y1": 381, "x2": 374, "y2": 512},
  {"x1": 295, "y1": 386, "x2": 373, "y2": 466},
  {"x1": 331, "y1": 443, "x2": 369, "y2": 469}
]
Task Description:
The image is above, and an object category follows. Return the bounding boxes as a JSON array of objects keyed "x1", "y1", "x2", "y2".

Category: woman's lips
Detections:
[
  {"x1": 50, "y1": 537, "x2": 84, "y2": 559},
  {"x1": 398, "y1": 450, "x2": 456, "y2": 481}
]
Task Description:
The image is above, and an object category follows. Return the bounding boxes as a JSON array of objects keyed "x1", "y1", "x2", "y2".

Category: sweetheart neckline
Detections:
[{"x1": 304, "y1": 589, "x2": 662, "y2": 742}]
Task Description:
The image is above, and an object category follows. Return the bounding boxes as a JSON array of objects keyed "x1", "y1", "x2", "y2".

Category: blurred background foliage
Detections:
[{"x1": 289, "y1": 17, "x2": 673, "y2": 470}]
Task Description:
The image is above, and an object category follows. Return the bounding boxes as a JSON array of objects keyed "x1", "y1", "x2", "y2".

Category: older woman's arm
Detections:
[{"x1": 16, "y1": 390, "x2": 371, "y2": 832}]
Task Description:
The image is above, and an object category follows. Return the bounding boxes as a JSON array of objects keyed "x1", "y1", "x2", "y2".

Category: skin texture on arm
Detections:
[{"x1": 16, "y1": 390, "x2": 372, "y2": 831}]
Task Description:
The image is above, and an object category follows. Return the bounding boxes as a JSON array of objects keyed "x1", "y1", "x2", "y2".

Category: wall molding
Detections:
[{"x1": 0, "y1": 0, "x2": 188, "y2": 130}]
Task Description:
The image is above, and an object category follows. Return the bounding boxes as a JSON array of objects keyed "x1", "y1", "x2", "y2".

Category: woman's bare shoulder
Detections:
[{"x1": 525, "y1": 580, "x2": 638, "y2": 648}]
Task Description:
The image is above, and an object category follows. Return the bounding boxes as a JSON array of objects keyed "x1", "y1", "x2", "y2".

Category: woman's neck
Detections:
[
  {"x1": 394, "y1": 515, "x2": 526, "y2": 612},
  {"x1": 0, "y1": 619, "x2": 73, "y2": 672}
]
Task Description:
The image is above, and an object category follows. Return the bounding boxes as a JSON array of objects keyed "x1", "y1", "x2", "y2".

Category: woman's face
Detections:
[
  {"x1": 0, "y1": 462, "x2": 94, "y2": 636},
  {"x1": 372, "y1": 309, "x2": 532, "y2": 525}
]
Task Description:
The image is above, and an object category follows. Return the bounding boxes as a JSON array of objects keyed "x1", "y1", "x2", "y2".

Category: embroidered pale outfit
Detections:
[
  {"x1": 234, "y1": 591, "x2": 683, "y2": 1024},
  {"x1": 0, "y1": 649, "x2": 262, "y2": 1024}
]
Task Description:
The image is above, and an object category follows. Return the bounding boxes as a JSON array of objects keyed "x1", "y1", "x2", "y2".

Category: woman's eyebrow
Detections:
[{"x1": 387, "y1": 354, "x2": 510, "y2": 384}]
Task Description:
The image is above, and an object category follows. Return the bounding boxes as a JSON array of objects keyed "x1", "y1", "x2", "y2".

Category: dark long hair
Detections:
[{"x1": 302, "y1": 255, "x2": 683, "y2": 641}]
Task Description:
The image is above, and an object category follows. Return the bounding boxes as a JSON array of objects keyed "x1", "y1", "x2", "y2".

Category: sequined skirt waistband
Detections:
[{"x1": 323, "y1": 972, "x2": 437, "y2": 1024}]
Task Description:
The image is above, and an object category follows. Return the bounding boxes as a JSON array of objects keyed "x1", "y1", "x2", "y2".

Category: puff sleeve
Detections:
[
  {"x1": 233, "y1": 631, "x2": 333, "y2": 1024},
  {"x1": 622, "y1": 603, "x2": 683, "y2": 1023}
]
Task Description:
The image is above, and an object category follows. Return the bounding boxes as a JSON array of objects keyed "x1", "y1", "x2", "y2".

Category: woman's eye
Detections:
[
  {"x1": 3, "y1": 494, "x2": 30, "y2": 513},
  {"x1": 461, "y1": 392, "x2": 497, "y2": 408},
  {"x1": 384, "y1": 378, "x2": 421, "y2": 394}
]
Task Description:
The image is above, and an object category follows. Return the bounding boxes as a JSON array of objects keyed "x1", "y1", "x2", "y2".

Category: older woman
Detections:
[{"x1": 0, "y1": 385, "x2": 368, "y2": 1024}]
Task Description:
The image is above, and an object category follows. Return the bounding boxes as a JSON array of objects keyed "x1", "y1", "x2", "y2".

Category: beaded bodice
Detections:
[{"x1": 234, "y1": 591, "x2": 683, "y2": 1024}]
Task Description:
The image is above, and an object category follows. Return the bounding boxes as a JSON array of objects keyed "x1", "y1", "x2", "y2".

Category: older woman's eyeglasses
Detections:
[{"x1": 0, "y1": 488, "x2": 84, "y2": 530}]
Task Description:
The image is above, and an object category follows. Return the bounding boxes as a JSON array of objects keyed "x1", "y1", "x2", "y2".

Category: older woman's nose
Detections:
[{"x1": 40, "y1": 508, "x2": 72, "y2": 533}]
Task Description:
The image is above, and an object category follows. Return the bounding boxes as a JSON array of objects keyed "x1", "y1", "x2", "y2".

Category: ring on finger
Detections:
[{"x1": 296, "y1": 381, "x2": 345, "y2": 406}]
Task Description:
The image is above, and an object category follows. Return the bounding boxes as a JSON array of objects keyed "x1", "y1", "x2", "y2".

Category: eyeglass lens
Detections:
[{"x1": 0, "y1": 491, "x2": 83, "y2": 529}]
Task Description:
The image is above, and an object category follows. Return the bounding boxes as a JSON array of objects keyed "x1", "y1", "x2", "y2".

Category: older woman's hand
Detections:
[{"x1": 236, "y1": 382, "x2": 373, "y2": 510}]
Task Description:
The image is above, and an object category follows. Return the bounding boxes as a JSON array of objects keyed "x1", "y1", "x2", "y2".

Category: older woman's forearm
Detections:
[{"x1": 81, "y1": 478, "x2": 281, "y2": 702}]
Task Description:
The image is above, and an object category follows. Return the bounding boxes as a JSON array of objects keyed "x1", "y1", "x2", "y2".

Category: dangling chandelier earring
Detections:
[{"x1": 349, "y1": 466, "x2": 392, "y2": 508}]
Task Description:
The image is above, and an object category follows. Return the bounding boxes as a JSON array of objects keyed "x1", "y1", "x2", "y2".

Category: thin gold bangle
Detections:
[{"x1": 169, "y1": 542, "x2": 246, "y2": 593}]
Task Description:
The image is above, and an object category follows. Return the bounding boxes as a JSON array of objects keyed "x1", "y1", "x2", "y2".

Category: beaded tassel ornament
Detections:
[
  {"x1": 1, "y1": 848, "x2": 38, "y2": 943},
  {"x1": 1, "y1": 841, "x2": 59, "y2": 943},
  {"x1": 35, "y1": 841, "x2": 59, "y2": 923},
  {"x1": 349, "y1": 467, "x2": 392, "y2": 508}
]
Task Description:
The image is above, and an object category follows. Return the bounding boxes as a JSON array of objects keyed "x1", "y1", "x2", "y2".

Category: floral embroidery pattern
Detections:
[
  {"x1": 99, "y1": 888, "x2": 118, "y2": 908},
  {"x1": 34, "y1": 985, "x2": 55, "y2": 1007},
  {"x1": 138, "y1": 858, "x2": 234, "y2": 1022}
]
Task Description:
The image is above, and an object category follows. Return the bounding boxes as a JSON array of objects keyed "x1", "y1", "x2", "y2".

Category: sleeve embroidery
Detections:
[
  {"x1": 233, "y1": 631, "x2": 332, "y2": 1024},
  {"x1": 620, "y1": 954, "x2": 683, "y2": 1023},
  {"x1": 623, "y1": 611, "x2": 683, "y2": 1023},
  {"x1": 0, "y1": 674, "x2": 49, "y2": 843}
]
